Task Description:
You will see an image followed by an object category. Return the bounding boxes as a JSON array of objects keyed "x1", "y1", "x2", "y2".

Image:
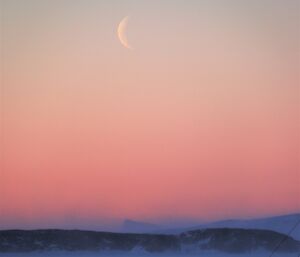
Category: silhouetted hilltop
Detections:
[{"x1": 121, "y1": 219, "x2": 161, "y2": 233}]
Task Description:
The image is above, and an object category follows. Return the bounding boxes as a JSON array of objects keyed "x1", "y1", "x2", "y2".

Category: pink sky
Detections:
[{"x1": 1, "y1": 0, "x2": 299, "y2": 230}]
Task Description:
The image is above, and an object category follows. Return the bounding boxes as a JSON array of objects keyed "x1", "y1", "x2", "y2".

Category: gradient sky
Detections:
[{"x1": 1, "y1": 0, "x2": 299, "y2": 231}]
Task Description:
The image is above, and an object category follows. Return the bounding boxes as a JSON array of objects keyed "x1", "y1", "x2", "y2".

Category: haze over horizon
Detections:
[{"x1": 1, "y1": 0, "x2": 299, "y2": 232}]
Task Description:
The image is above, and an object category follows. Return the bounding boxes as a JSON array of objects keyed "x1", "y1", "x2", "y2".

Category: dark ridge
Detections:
[{"x1": 0, "y1": 228, "x2": 299, "y2": 253}]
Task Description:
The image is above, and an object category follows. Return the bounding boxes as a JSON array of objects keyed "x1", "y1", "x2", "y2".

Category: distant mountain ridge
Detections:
[
  {"x1": 156, "y1": 213, "x2": 300, "y2": 240},
  {"x1": 0, "y1": 228, "x2": 299, "y2": 254}
]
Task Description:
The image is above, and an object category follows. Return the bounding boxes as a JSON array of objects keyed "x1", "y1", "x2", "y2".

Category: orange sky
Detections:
[{"x1": 1, "y1": 0, "x2": 299, "y2": 230}]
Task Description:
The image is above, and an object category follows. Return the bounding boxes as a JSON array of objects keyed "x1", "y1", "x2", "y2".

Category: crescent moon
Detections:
[{"x1": 117, "y1": 16, "x2": 133, "y2": 50}]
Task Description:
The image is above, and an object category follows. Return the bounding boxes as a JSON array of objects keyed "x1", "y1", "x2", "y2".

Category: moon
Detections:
[{"x1": 117, "y1": 16, "x2": 133, "y2": 50}]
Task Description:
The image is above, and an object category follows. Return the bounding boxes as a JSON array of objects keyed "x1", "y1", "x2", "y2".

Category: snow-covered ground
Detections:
[{"x1": 0, "y1": 251, "x2": 298, "y2": 257}]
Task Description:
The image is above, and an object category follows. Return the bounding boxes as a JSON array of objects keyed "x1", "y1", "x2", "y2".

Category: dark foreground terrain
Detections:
[{"x1": 0, "y1": 228, "x2": 299, "y2": 254}]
